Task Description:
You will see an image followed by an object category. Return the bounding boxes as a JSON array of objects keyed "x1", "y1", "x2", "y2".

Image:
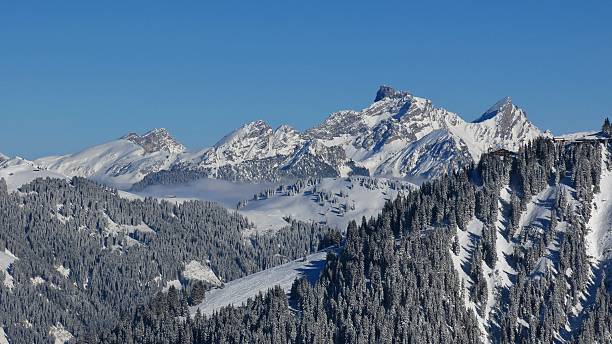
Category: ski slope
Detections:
[{"x1": 190, "y1": 251, "x2": 328, "y2": 316}]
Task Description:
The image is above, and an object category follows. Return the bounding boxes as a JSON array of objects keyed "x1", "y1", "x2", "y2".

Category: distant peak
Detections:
[
  {"x1": 214, "y1": 120, "x2": 273, "y2": 148},
  {"x1": 145, "y1": 128, "x2": 170, "y2": 136},
  {"x1": 489, "y1": 96, "x2": 513, "y2": 112},
  {"x1": 375, "y1": 85, "x2": 396, "y2": 102},
  {"x1": 375, "y1": 84, "x2": 412, "y2": 102},
  {"x1": 122, "y1": 128, "x2": 185, "y2": 154},
  {"x1": 473, "y1": 96, "x2": 517, "y2": 123},
  {"x1": 244, "y1": 120, "x2": 271, "y2": 130},
  {"x1": 275, "y1": 124, "x2": 298, "y2": 134}
]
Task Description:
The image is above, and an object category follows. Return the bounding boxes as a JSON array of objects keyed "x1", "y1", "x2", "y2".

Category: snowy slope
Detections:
[
  {"x1": 35, "y1": 129, "x2": 185, "y2": 188},
  {"x1": 183, "y1": 261, "x2": 222, "y2": 287},
  {"x1": 451, "y1": 183, "x2": 564, "y2": 342},
  {"x1": 0, "y1": 327, "x2": 8, "y2": 344},
  {"x1": 240, "y1": 177, "x2": 413, "y2": 233},
  {"x1": 49, "y1": 324, "x2": 73, "y2": 344},
  {"x1": 587, "y1": 146, "x2": 612, "y2": 261},
  {"x1": 135, "y1": 176, "x2": 413, "y2": 233},
  {"x1": 0, "y1": 157, "x2": 68, "y2": 191},
  {"x1": 190, "y1": 251, "x2": 328, "y2": 316}
]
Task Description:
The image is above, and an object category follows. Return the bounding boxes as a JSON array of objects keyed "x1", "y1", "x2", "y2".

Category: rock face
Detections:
[
  {"x1": 36, "y1": 86, "x2": 546, "y2": 186},
  {"x1": 122, "y1": 128, "x2": 186, "y2": 154}
]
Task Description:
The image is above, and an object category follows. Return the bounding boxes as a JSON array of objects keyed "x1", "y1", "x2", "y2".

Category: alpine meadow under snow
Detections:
[{"x1": 0, "y1": 87, "x2": 611, "y2": 343}]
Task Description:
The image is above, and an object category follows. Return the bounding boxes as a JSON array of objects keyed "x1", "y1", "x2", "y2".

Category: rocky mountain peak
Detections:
[
  {"x1": 374, "y1": 85, "x2": 410, "y2": 102},
  {"x1": 473, "y1": 96, "x2": 518, "y2": 123},
  {"x1": 214, "y1": 120, "x2": 273, "y2": 148},
  {"x1": 122, "y1": 128, "x2": 185, "y2": 154}
]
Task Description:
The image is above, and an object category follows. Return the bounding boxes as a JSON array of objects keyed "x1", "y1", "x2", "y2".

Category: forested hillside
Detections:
[
  {"x1": 0, "y1": 177, "x2": 337, "y2": 342},
  {"x1": 104, "y1": 138, "x2": 611, "y2": 344}
]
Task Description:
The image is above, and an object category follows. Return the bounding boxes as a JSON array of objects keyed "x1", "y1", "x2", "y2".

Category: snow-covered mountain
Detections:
[
  {"x1": 18, "y1": 86, "x2": 545, "y2": 188},
  {"x1": 34, "y1": 129, "x2": 186, "y2": 188},
  {"x1": 0, "y1": 156, "x2": 68, "y2": 191},
  {"x1": 170, "y1": 86, "x2": 544, "y2": 183}
]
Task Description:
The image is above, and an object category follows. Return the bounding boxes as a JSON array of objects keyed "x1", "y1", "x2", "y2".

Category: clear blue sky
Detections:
[{"x1": 1, "y1": 1, "x2": 610, "y2": 158}]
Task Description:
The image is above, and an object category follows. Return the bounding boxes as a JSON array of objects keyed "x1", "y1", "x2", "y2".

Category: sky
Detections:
[{"x1": 1, "y1": 1, "x2": 611, "y2": 158}]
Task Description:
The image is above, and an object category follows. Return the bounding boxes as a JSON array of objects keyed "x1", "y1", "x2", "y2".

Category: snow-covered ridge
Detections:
[
  {"x1": 180, "y1": 85, "x2": 544, "y2": 183},
  {"x1": 12, "y1": 85, "x2": 546, "y2": 186},
  {"x1": 34, "y1": 136, "x2": 183, "y2": 189}
]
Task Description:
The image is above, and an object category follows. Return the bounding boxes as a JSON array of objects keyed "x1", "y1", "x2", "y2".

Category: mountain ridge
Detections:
[{"x1": 5, "y1": 85, "x2": 546, "y2": 187}]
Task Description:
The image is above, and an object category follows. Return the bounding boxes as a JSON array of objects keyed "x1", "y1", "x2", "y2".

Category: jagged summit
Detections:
[
  {"x1": 473, "y1": 96, "x2": 517, "y2": 123},
  {"x1": 375, "y1": 85, "x2": 397, "y2": 102},
  {"x1": 123, "y1": 128, "x2": 185, "y2": 154},
  {"x1": 374, "y1": 85, "x2": 410, "y2": 102},
  {"x1": 214, "y1": 120, "x2": 272, "y2": 148}
]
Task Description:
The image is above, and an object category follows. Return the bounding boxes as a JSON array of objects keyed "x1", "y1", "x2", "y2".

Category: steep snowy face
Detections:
[
  {"x1": 587, "y1": 147, "x2": 612, "y2": 261},
  {"x1": 453, "y1": 97, "x2": 544, "y2": 160},
  {"x1": 374, "y1": 129, "x2": 473, "y2": 181},
  {"x1": 122, "y1": 128, "x2": 185, "y2": 154},
  {"x1": 196, "y1": 120, "x2": 304, "y2": 168},
  {"x1": 0, "y1": 153, "x2": 7, "y2": 163},
  {"x1": 299, "y1": 86, "x2": 540, "y2": 181}
]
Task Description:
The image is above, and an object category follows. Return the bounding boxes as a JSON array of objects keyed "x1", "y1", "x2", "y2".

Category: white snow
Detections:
[
  {"x1": 0, "y1": 249, "x2": 18, "y2": 290},
  {"x1": 0, "y1": 327, "x2": 8, "y2": 344},
  {"x1": 586, "y1": 146, "x2": 612, "y2": 261},
  {"x1": 450, "y1": 219, "x2": 490, "y2": 342},
  {"x1": 493, "y1": 186, "x2": 517, "y2": 288},
  {"x1": 0, "y1": 157, "x2": 68, "y2": 191},
  {"x1": 117, "y1": 190, "x2": 145, "y2": 200},
  {"x1": 191, "y1": 251, "x2": 328, "y2": 316},
  {"x1": 239, "y1": 177, "x2": 412, "y2": 233},
  {"x1": 35, "y1": 139, "x2": 181, "y2": 189},
  {"x1": 49, "y1": 324, "x2": 73, "y2": 344},
  {"x1": 31, "y1": 276, "x2": 46, "y2": 286},
  {"x1": 102, "y1": 212, "x2": 155, "y2": 248},
  {"x1": 182, "y1": 260, "x2": 222, "y2": 287},
  {"x1": 163, "y1": 279, "x2": 182, "y2": 292},
  {"x1": 135, "y1": 176, "x2": 412, "y2": 234},
  {"x1": 54, "y1": 265, "x2": 70, "y2": 279}
]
